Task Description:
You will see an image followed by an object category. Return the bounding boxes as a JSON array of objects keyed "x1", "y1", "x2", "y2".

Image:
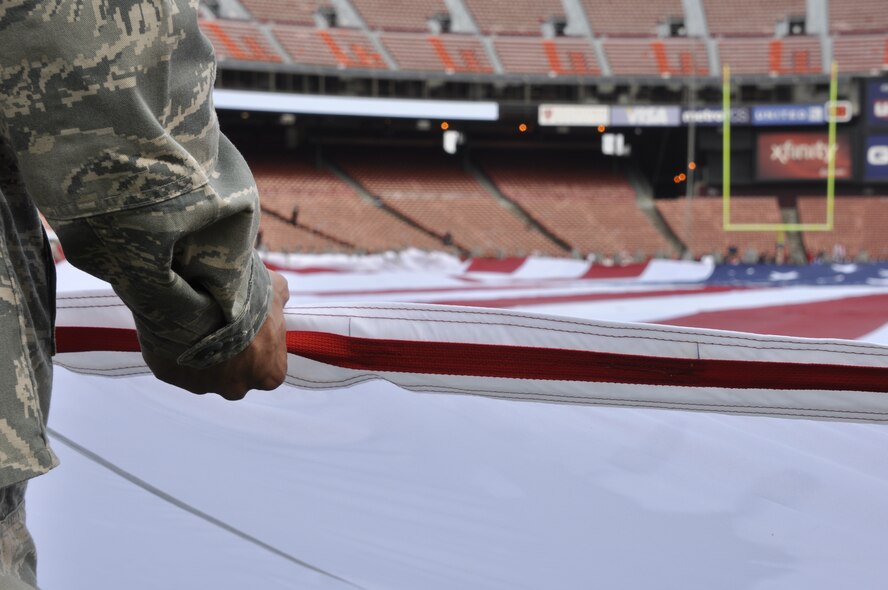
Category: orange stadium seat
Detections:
[
  {"x1": 719, "y1": 36, "x2": 822, "y2": 76},
  {"x1": 494, "y1": 37, "x2": 600, "y2": 76},
  {"x1": 604, "y1": 38, "x2": 708, "y2": 76},
  {"x1": 199, "y1": 19, "x2": 284, "y2": 63},
  {"x1": 272, "y1": 25, "x2": 388, "y2": 69},
  {"x1": 462, "y1": 0, "x2": 565, "y2": 36},
  {"x1": 381, "y1": 33, "x2": 494, "y2": 73}
]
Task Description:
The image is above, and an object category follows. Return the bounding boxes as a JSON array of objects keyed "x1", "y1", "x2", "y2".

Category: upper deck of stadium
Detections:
[{"x1": 198, "y1": 0, "x2": 888, "y2": 79}]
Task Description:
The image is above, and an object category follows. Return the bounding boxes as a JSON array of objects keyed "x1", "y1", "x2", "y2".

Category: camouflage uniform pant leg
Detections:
[{"x1": 0, "y1": 482, "x2": 37, "y2": 590}]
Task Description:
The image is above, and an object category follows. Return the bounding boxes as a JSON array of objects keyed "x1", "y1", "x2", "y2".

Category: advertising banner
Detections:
[
  {"x1": 866, "y1": 79, "x2": 888, "y2": 128},
  {"x1": 610, "y1": 106, "x2": 681, "y2": 127},
  {"x1": 681, "y1": 107, "x2": 751, "y2": 126},
  {"x1": 757, "y1": 132, "x2": 852, "y2": 180},
  {"x1": 538, "y1": 104, "x2": 609, "y2": 127},
  {"x1": 752, "y1": 104, "x2": 826, "y2": 126},
  {"x1": 865, "y1": 135, "x2": 888, "y2": 181}
]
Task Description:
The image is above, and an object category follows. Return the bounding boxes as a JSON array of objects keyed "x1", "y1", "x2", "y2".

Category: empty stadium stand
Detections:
[
  {"x1": 719, "y1": 36, "x2": 822, "y2": 75},
  {"x1": 259, "y1": 214, "x2": 346, "y2": 253},
  {"x1": 829, "y1": 0, "x2": 888, "y2": 34},
  {"x1": 797, "y1": 196, "x2": 888, "y2": 261},
  {"x1": 273, "y1": 25, "x2": 387, "y2": 69},
  {"x1": 480, "y1": 153, "x2": 672, "y2": 258},
  {"x1": 604, "y1": 38, "x2": 709, "y2": 76},
  {"x1": 832, "y1": 34, "x2": 888, "y2": 74},
  {"x1": 349, "y1": 0, "x2": 447, "y2": 31},
  {"x1": 336, "y1": 150, "x2": 562, "y2": 256},
  {"x1": 381, "y1": 33, "x2": 494, "y2": 73},
  {"x1": 251, "y1": 157, "x2": 442, "y2": 252},
  {"x1": 703, "y1": 0, "x2": 806, "y2": 37},
  {"x1": 656, "y1": 197, "x2": 784, "y2": 259},
  {"x1": 199, "y1": 19, "x2": 283, "y2": 63},
  {"x1": 581, "y1": 0, "x2": 684, "y2": 37},
  {"x1": 239, "y1": 0, "x2": 321, "y2": 25},
  {"x1": 494, "y1": 36, "x2": 601, "y2": 76},
  {"x1": 463, "y1": 0, "x2": 565, "y2": 36}
]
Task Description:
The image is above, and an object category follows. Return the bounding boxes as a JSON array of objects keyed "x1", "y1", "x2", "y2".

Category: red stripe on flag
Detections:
[
  {"x1": 55, "y1": 326, "x2": 888, "y2": 394},
  {"x1": 658, "y1": 293, "x2": 888, "y2": 340}
]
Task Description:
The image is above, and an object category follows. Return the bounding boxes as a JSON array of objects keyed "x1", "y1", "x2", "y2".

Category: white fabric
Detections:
[{"x1": 29, "y1": 260, "x2": 888, "y2": 588}]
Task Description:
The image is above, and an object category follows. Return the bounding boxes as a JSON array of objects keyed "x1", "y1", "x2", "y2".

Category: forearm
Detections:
[{"x1": 1, "y1": 1, "x2": 271, "y2": 367}]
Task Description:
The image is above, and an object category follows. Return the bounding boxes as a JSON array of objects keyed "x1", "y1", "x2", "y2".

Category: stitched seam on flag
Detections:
[
  {"x1": 282, "y1": 378, "x2": 888, "y2": 421},
  {"x1": 55, "y1": 300, "x2": 888, "y2": 354},
  {"x1": 284, "y1": 374, "x2": 888, "y2": 413},
  {"x1": 287, "y1": 306, "x2": 888, "y2": 351},
  {"x1": 286, "y1": 312, "x2": 888, "y2": 357}
]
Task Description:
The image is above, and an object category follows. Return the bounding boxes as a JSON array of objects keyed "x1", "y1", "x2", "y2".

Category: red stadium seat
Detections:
[
  {"x1": 798, "y1": 196, "x2": 888, "y2": 261},
  {"x1": 581, "y1": 0, "x2": 684, "y2": 37},
  {"x1": 656, "y1": 197, "x2": 783, "y2": 259},
  {"x1": 337, "y1": 149, "x2": 562, "y2": 256},
  {"x1": 830, "y1": 0, "x2": 888, "y2": 34},
  {"x1": 349, "y1": 0, "x2": 447, "y2": 32},
  {"x1": 463, "y1": 0, "x2": 565, "y2": 36},
  {"x1": 252, "y1": 157, "x2": 442, "y2": 252},
  {"x1": 704, "y1": 0, "x2": 806, "y2": 37},
  {"x1": 832, "y1": 34, "x2": 888, "y2": 74},
  {"x1": 238, "y1": 0, "x2": 320, "y2": 25},
  {"x1": 480, "y1": 153, "x2": 671, "y2": 258}
]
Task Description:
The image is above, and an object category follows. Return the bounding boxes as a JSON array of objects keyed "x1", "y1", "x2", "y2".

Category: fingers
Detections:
[{"x1": 142, "y1": 270, "x2": 292, "y2": 399}]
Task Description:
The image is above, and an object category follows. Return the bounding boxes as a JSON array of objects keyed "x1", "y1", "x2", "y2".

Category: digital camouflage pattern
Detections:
[
  {"x1": 0, "y1": 483, "x2": 37, "y2": 589},
  {"x1": 0, "y1": 0, "x2": 270, "y2": 485}
]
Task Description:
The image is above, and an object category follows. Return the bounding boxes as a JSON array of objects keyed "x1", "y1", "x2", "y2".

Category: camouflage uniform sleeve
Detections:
[{"x1": 0, "y1": 0, "x2": 271, "y2": 368}]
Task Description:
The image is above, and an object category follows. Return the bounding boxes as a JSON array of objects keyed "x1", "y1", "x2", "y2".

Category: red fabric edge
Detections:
[{"x1": 55, "y1": 327, "x2": 888, "y2": 394}]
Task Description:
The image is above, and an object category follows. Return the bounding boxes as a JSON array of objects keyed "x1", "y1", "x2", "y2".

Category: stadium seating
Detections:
[
  {"x1": 832, "y1": 34, "x2": 888, "y2": 74},
  {"x1": 258, "y1": 215, "x2": 345, "y2": 253},
  {"x1": 272, "y1": 25, "x2": 387, "y2": 69},
  {"x1": 494, "y1": 36, "x2": 601, "y2": 76},
  {"x1": 337, "y1": 150, "x2": 562, "y2": 256},
  {"x1": 462, "y1": 0, "x2": 565, "y2": 36},
  {"x1": 604, "y1": 38, "x2": 709, "y2": 76},
  {"x1": 656, "y1": 197, "x2": 784, "y2": 259},
  {"x1": 797, "y1": 196, "x2": 888, "y2": 261},
  {"x1": 199, "y1": 19, "x2": 283, "y2": 63},
  {"x1": 703, "y1": 0, "x2": 806, "y2": 37},
  {"x1": 480, "y1": 153, "x2": 671, "y2": 258},
  {"x1": 581, "y1": 0, "x2": 684, "y2": 37},
  {"x1": 381, "y1": 33, "x2": 494, "y2": 73},
  {"x1": 349, "y1": 0, "x2": 447, "y2": 31},
  {"x1": 829, "y1": 0, "x2": 888, "y2": 34},
  {"x1": 238, "y1": 0, "x2": 320, "y2": 25},
  {"x1": 719, "y1": 36, "x2": 822, "y2": 76},
  {"x1": 251, "y1": 157, "x2": 443, "y2": 252}
]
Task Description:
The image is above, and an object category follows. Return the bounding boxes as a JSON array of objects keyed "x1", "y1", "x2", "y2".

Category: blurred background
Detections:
[{"x1": 194, "y1": 0, "x2": 887, "y2": 266}]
